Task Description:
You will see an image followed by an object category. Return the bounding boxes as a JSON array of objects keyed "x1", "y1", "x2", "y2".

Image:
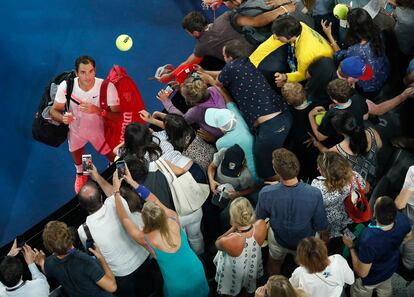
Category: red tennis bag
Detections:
[{"x1": 100, "y1": 65, "x2": 145, "y2": 150}]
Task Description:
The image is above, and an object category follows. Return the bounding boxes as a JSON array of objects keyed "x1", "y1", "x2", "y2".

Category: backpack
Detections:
[
  {"x1": 99, "y1": 65, "x2": 145, "y2": 150},
  {"x1": 32, "y1": 71, "x2": 76, "y2": 147}
]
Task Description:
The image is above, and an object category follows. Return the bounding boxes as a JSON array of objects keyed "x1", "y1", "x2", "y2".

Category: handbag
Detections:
[
  {"x1": 344, "y1": 174, "x2": 371, "y2": 223},
  {"x1": 155, "y1": 159, "x2": 210, "y2": 216}
]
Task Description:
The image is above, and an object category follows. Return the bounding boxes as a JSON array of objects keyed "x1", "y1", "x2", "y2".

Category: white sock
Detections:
[{"x1": 75, "y1": 164, "x2": 83, "y2": 174}]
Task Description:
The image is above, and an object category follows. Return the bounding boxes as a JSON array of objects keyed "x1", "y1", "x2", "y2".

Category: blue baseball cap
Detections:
[{"x1": 340, "y1": 56, "x2": 374, "y2": 81}]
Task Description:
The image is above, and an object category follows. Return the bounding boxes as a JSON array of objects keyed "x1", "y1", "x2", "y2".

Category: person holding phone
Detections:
[
  {"x1": 157, "y1": 73, "x2": 226, "y2": 142},
  {"x1": 311, "y1": 152, "x2": 366, "y2": 251},
  {"x1": 343, "y1": 196, "x2": 412, "y2": 297},
  {"x1": 76, "y1": 163, "x2": 153, "y2": 297},
  {"x1": 0, "y1": 240, "x2": 49, "y2": 297},
  {"x1": 112, "y1": 167, "x2": 209, "y2": 297},
  {"x1": 41, "y1": 221, "x2": 117, "y2": 297}
]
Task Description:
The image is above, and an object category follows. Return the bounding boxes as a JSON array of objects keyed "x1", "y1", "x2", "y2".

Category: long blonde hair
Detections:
[
  {"x1": 229, "y1": 197, "x2": 255, "y2": 227},
  {"x1": 142, "y1": 202, "x2": 176, "y2": 248}
]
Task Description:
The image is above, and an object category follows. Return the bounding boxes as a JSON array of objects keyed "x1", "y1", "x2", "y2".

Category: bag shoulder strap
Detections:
[
  {"x1": 353, "y1": 173, "x2": 365, "y2": 198},
  {"x1": 82, "y1": 223, "x2": 94, "y2": 242},
  {"x1": 99, "y1": 79, "x2": 110, "y2": 110},
  {"x1": 155, "y1": 159, "x2": 178, "y2": 181},
  {"x1": 65, "y1": 73, "x2": 75, "y2": 110}
]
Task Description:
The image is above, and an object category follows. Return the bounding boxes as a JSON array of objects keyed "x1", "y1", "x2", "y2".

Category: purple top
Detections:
[{"x1": 162, "y1": 86, "x2": 225, "y2": 137}]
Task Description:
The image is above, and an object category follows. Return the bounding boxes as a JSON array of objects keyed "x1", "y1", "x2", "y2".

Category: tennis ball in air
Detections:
[
  {"x1": 315, "y1": 111, "x2": 327, "y2": 126},
  {"x1": 116, "y1": 34, "x2": 133, "y2": 51},
  {"x1": 333, "y1": 4, "x2": 349, "y2": 20}
]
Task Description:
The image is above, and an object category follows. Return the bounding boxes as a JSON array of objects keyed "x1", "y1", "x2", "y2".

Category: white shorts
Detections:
[
  {"x1": 268, "y1": 228, "x2": 296, "y2": 261},
  {"x1": 68, "y1": 128, "x2": 111, "y2": 155}
]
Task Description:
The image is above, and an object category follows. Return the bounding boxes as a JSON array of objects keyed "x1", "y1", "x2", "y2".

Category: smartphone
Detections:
[
  {"x1": 342, "y1": 227, "x2": 356, "y2": 240},
  {"x1": 82, "y1": 154, "x2": 92, "y2": 175},
  {"x1": 384, "y1": 2, "x2": 395, "y2": 14},
  {"x1": 16, "y1": 235, "x2": 25, "y2": 248},
  {"x1": 116, "y1": 160, "x2": 126, "y2": 178},
  {"x1": 164, "y1": 85, "x2": 177, "y2": 99}
]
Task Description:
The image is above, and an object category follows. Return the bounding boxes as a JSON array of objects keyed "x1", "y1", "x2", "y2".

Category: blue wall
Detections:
[{"x1": 0, "y1": 0, "x2": 212, "y2": 245}]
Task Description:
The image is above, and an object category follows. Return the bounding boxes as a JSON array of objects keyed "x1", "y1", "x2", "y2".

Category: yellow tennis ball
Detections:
[
  {"x1": 315, "y1": 111, "x2": 327, "y2": 126},
  {"x1": 116, "y1": 34, "x2": 133, "y2": 51},
  {"x1": 333, "y1": 4, "x2": 349, "y2": 20}
]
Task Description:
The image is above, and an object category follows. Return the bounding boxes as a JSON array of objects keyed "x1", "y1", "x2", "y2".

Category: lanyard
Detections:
[{"x1": 287, "y1": 43, "x2": 297, "y2": 72}]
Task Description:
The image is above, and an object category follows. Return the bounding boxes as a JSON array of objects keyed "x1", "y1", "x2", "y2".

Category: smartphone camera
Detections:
[
  {"x1": 342, "y1": 228, "x2": 356, "y2": 241},
  {"x1": 116, "y1": 160, "x2": 126, "y2": 178},
  {"x1": 164, "y1": 85, "x2": 177, "y2": 99},
  {"x1": 82, "y1": 154, "x2": 92, "y2": 175},
  {"x1": 16, "y1": 235, "x2": 26, "y2": 248}
]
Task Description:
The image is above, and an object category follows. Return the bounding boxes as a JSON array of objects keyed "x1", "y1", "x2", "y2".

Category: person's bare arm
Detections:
[
  {"x1": 139, "y1": 110, "x2": 165, "y2": 129},
  {"x1": 236, "y1": 3, "x2": 294, "y2": 27},
  {"x1": 308, "y1": 107, "x2": 328, "y2": 142},
  {"x1": 367, "y1": 88, "x2": 414, "y2": 116},
  {"x1": 50, "y1": 101, "x2": 74, "y2": 124},
  {"x1": 207, "y1": 162, "x2": 220, "y2": 192},
  {"x1": 89, "y1": 246, "x2": 117, "y2": 293},
  {"x1": 87, "y1": 163, "x2": 113, "y2": 197},
  {"x1": 343, "y1": 235, "x2": 372, "y2": 278},
  {"x1": 403, "y1": 230, "x2": 413, "y2": 244},
  {"x1": 395, "y1": 189, "x2": 413, "y2": 210}
]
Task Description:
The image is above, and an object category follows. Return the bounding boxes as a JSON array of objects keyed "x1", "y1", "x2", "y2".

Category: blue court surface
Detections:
[{"x1": 0, "y1": 0, "x2": 213, "y2": 246}]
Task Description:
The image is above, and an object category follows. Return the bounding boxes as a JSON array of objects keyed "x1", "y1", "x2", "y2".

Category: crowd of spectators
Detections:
[{"x1": 2, "y1": 0, "x2": 414, "y2": 296}]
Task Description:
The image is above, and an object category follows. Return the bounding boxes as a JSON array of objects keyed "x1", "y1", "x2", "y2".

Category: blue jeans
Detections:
[{"x1": 254, "y1": 111, "x2": 292, "y2": 179}]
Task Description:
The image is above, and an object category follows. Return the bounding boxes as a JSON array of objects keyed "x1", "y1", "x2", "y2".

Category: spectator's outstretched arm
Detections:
[
  {"x1": 113, "y1": 170, "x2": 146, "y2": 247},
  {"x1": 179, "y1": 53, "x2": 204, "y2": 68},
  {"x1": 22, "y1": 244, "x2": 50, "y2": 293},
  {"x1": 236, "y1": 3, "x2": 295, "y2": 27},
  {"x1": 88, "y1": 163, "x2": 113, "y2": 197},
  {"x1": 395, "y1": 166, "x2": 414, "y2": 210},
  {"x1": 308, "y1": 106, "x2": 328, "y2": 142},
  {"x1": 89, "y1": 245, "x2": 117, "y2": 293},
  {"x1": 367, "y1": 88, "x2": 414, "y2": 116}
]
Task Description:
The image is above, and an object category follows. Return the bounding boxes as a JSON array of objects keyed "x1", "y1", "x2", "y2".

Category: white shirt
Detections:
[
  {"x1": 0, "y1": 263, "x2": 49, "y2": 297},
  {"x1": 77, "y1": 195, "x2": 149, "y2": 277},
  {"x1": 290, "y1": 254, "x2": 354, "y2": 297},
  {"x1": 402, "y1": 166, "x2": 414, "y2": 206},
  {"x1": 55, "y1": 77, "x2": 119, "y2": 139}
]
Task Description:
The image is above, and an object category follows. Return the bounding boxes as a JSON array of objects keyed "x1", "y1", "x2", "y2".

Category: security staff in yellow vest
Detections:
[{"x1": 249, "y1": 15, "x2": 334, "y2": 87}]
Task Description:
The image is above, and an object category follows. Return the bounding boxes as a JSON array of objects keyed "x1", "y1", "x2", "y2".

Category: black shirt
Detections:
[
  {"x1": 218, "y1": 57, "x2": 288, "y2": 127},
  {"x1": 318, "y1": 94, "x2": 368, "y2": 139}
]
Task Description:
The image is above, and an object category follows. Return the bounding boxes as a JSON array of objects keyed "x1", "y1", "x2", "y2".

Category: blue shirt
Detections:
[
  {"x1": 216, "y1": 102, "x2": 258, "y2": 181},
  {"x1": 256, "y1": 182, "x2": 328, "y2": 250},
  {"x1": 358, "y1": 212, "x2": 411, "y2": 286},
  {"x1": 44, "y1": 250, "x2": 112, "y2": 297},
  {"x1": 335, "y1": 42, "x2": 389, "y2": 94},
  {"x1": 218, "y1": 57, "x2": 288, "y2": 128}
]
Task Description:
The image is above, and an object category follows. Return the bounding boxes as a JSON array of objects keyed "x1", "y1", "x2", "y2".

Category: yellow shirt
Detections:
[{"x1": 249, "y1": 22, "x2": 334, "y2": 82}]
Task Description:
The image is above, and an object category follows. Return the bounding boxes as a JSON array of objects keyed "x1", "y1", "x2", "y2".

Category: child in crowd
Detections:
[
  {"x1": 309, "y1": 78, "x2": 368, "y2": 145},
  {"x1": 281, "y1": 82, "x2": 319, "y2": 181}
]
